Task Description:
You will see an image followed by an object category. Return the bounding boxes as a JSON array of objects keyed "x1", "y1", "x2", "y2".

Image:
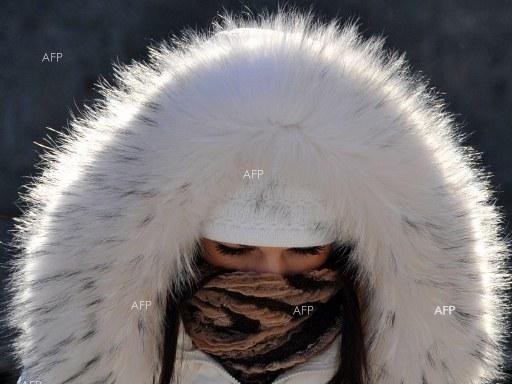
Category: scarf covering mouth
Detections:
[{"x1": 180, "y1": 257, "x2": 344, "y2": 384}]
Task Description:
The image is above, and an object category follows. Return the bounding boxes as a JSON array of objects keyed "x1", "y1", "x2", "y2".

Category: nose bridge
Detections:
[{"x1": 261, "y1": 248, "x2": 286, "y2": 274}]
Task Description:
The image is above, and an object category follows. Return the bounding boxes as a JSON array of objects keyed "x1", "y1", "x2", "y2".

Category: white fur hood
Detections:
[{"x1": 7, "y1": 10, "x2": 510, "y2": 384}]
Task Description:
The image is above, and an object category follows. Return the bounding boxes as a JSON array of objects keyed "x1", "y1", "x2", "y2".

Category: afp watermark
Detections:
[{"x1": 434, "y1": 305, "x2": 456, "y2": 316}]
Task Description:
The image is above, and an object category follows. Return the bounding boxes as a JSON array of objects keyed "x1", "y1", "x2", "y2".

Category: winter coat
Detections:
[
  {"x1": 170, "y1": 322, "x2": 341, "y2": 384},
  {"x1": 18, "y1": 321, "x2": 342, "y2": 384},
  {"x1": 8, "y1": 10, "x2": 510, "y2": 384}
]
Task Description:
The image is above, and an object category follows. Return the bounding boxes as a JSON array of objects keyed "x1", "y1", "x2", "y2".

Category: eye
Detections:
[
  {"x1": 291, "y1": 246, "x2": 323, "y2": 256},
  {"x1": 214, "y1": 244, "x2": 325, "y2": 257},
  {"x1": 215, "y1": 243, "x2": 253, "y2": 256}
]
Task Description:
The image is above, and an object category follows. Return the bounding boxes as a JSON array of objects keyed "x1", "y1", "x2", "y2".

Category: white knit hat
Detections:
[{"x1": 200, "y1": 179, "x2": 338, "y2": 247}]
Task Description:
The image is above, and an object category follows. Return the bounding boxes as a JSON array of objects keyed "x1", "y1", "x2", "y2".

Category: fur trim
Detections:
[{"x1": 7, "y1": 9, "x2": 510, "y2": 384}]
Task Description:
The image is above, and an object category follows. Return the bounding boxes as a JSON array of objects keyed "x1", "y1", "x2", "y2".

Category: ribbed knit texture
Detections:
[{"x1": 200, "y1": 179, "x2": 338, "y2": 247}]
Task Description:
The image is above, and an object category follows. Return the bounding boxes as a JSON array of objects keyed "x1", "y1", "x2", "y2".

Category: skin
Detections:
[{"x1": 200, "y1": 237, "x2": 331, "y2": 275}]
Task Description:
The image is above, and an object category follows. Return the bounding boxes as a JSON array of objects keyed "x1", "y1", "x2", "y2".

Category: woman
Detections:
[
  {"x1": 162, "y1": 235, "x2": 366, "y2": 384},
  {"x1": 10, "y1": 9, "x2": 510, "y2": 384},
  {"x1": 158, "y1": 179, "x2": 368, "y2": 384}
]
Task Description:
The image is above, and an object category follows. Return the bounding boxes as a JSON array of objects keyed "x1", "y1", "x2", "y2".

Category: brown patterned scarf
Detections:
[{"x1": 180, "y1": 257, "x2": 344, "y2": 384}]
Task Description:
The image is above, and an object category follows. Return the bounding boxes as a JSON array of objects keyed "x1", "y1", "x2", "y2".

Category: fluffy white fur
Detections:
[{"x1": 7, "y1": 9, "x2": 510, "y2": 384}]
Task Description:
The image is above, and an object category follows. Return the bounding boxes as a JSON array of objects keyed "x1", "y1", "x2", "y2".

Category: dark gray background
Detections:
[{"x1": 1, "y1": 1, "x2": 511, "y2": 383}]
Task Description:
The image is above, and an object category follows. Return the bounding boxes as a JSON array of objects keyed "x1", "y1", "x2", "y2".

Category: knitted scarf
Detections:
[{"x1": 180, "y1": 256, "x2": 344, "y2": 384}]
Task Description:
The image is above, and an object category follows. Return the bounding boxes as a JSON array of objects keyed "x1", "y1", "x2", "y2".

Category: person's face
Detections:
[{"x1": 200, "y1": 238, "x2": 331, "y2": 275}]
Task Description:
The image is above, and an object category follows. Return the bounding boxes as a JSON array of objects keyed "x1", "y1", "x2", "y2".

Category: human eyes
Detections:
[
  {"x1": 292, "y1": 246, "x2": 323, "y2": 255},
  {"x1": 214, "y1": 243, "x2": 324, "y2": 256},
  {"x1": 214, "y1": 243, "x2": 254, "y2": 256}
]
